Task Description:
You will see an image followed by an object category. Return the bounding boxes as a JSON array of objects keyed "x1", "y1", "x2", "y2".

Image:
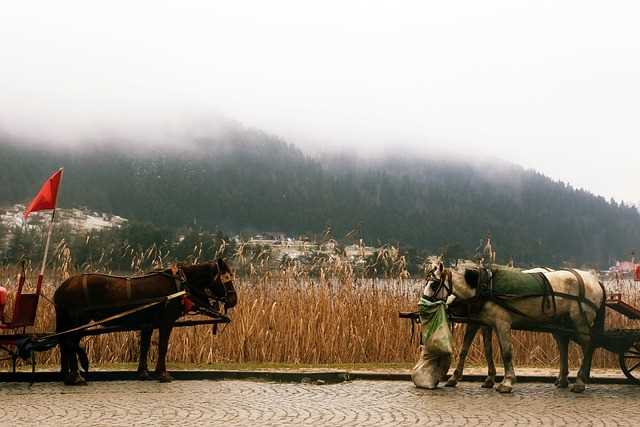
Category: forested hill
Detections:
[{"x1": 1, "y1": 130, "x2": 638, "y2": 268}]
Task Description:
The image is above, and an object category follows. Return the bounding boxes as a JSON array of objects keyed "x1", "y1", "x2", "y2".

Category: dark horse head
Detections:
[{"x1": 179, "y1": 258, "x2": 237, "y2": 311}]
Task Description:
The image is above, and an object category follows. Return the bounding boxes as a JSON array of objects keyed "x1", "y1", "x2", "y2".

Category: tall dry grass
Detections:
[{"x1": 1, "y1": 252, "x2": 639, "y2": 370}]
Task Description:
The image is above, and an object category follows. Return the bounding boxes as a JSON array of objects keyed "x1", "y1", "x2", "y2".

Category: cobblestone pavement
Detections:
[{"x1": 1, "y1": 380, "x2": 639, "y2": 426}]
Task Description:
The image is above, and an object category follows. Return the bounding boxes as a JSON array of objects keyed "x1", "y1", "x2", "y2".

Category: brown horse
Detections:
[{"x1": 54, "y1": 259, "x2": 237, "y2": 385}]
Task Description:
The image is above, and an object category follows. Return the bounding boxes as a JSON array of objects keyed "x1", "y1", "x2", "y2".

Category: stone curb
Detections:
[
  {"x1": 347, "y1": 371, "x2": 631, "y2": 385},
  {"x1": 0, "y1": 370, "x2": 632, "y2": 385}
]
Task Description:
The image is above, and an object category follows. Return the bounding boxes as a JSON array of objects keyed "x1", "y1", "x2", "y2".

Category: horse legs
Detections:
[
  {"x1": 63, "y1": 336, "x2": 86, "y2": 386},
  {"x1": 154, "y1": 324, "x2": 174, "y2": 383},
  {"x1": 445, "y1": 323, "x2": 480, "y2": 387},
  {"x1": 553, "y1": 333, "x2": 570, "y2": 388},
  {"x1": 59, "y1": 342, "x2": 69, "y2": 378},
  {"x1": 137, "y1": 328, "x2": 153, "y2": 380},
  {"x1": 481, "y1": 326, "x2": 497, "y2": 388},
  {"x1": 494, "y1": 321, "x2": 516, "y2": 393},
  {"x1": 571, "y1": 332, "x2": 595, "y2": 393},
  {"x1": 56, "y1": 309, "x2": 69, "y2": 379}
]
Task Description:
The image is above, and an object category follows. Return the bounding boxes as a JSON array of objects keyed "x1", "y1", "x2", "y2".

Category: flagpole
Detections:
[
  {"x1": 37, "y1": 168, "x2": 63, "y2": 292},
  {"x1": 39, "y1": 208, "x2": 56, "y2": 276}
]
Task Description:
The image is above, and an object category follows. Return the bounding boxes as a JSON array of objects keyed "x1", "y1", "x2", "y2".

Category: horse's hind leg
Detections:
[
  {"x1": 571, "y1": 333, "x2": 595, "y2": 393},
  {"x1": 137, "y1": 328, "x2": 153, "y2": 380},
  {"x1": 445, "y1": 323, "x2": 479, "y2": 387},
  {"x1": 494, "y1": 320, "x2": 516, "y2": 393},
  {"x1": 481, "y1": 326, "x2": 496, "y2": 388},
  {"x1": 59, "y1": 342, "x2": 69, "y2": 378},
  {"x1": 56, "y1": 310, "x2": 85, "y2": 385},
  {"x1": 63, "y1": 336, "x2": 87, "y2": 386},
  {"x1": 154, "y1": 325, "x2": 174, "y2": 383},
  {"x1": 553, "y1": 333, "x2": 569, "y2": 388}
]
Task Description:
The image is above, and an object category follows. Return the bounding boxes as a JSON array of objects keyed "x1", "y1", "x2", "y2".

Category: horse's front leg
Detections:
[
  {"x1": 154, "y1": 324, "x2": 174, "y2": 383},
  {"x1": 553, "y1": 333, "x2": 570, "y2": 388},
  {"x1": 481, "y1": 326, "x2": 496, "y2": 388},
  {"x1": 494, "y1": 320, "x2": 516, "y2": 393},
  {"x1": 137, "y1": 328, "x2": 153, "y2": 380},
  {"x1": 445, "y1": 323, "x2": 479, "y2": 387}
]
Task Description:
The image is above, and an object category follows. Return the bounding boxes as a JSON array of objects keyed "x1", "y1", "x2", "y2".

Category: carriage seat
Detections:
[{"x1": 0, "y1": 292, "x2": 39, "y2": 330}]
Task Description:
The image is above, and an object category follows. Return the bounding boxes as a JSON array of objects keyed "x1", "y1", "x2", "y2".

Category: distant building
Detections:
[
  {"x1": 246, "y1": 232, "x2": 318, "y2": 261},
  {"x1": 344, "y1": 239, "x2": 376, "y2": 259},
  {"x1": 242, "y1": 233, "x2": 378, "y2": 266},
  {"x1": 0, "y1": 204, "x2": 128, "y2": 253},
  {"x1": 612, "y1": 260, "x2": 637, "y2": 273}
]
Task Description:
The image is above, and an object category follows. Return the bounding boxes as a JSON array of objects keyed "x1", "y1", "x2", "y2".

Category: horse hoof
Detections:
[
  {"x1": 496, "y1": 383, "x2": 512, "y2": 393},
  {"x1": 444, "y1": 379, "x2": 458, "y2": 387},
  {"x1": 570, "y1": 383, "x2": 585, "y2": 393},
  {"x1": 64, "y1": 374, "x2": 87, "y2": 386},
  {"x1": 158, "y1": 373, "x2": 173, "y2": 383},
  {"x1": 481, "y1": 379, "x2": 495, "y2": 389},
  {"x1": 555, "y1": 379, "x2": 569, "y2": 389},
  {"x1": 137, "y1": 371, "x2": 152, "y2": 381}
]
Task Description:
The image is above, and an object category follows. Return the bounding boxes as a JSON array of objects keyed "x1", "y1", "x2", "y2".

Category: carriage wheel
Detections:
[{"x1": 619, "y1": 341, "x2": 640, "y2": 385}]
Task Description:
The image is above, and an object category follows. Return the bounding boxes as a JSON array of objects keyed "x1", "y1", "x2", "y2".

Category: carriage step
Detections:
[{"x1": 606, "y1": 294, "x2": 640, "y2": 319}]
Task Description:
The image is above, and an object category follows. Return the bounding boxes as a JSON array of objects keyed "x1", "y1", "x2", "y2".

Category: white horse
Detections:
[
  {"x1": 444, "y1": 267, "x2": 555, "y2": 388},
  {"x1": 418, "y1": 261, "x2": 604, "y2": 393}
]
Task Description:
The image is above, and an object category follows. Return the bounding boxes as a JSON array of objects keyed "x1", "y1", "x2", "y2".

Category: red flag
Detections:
[{"x1": 24, "y1": 168, "x2": 63, "y2": 219}]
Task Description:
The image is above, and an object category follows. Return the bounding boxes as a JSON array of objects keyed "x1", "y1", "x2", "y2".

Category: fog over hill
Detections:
[{"x1": 0, "y1": 125, "x2": 638, "y2": 268}]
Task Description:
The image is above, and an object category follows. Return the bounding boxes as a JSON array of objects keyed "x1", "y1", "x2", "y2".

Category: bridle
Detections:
[
  {"x1": 211, "y1": 261, "x2": 236, "y2": 311},
  {"x1": 424, "y1": 266, "x2": 453, "y2": 302},
  {"x1": 171, "y1": 261, "x2": 236, "y2": 316}
]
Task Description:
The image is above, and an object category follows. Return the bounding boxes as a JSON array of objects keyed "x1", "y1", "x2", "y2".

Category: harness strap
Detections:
[
  {"x1": 531, "y1": 272, "x2": 556, "y2": 315},
  {"x1": 489, "y1": 296, "x2": 537, "y2": 320},
  {"x1": 429, "y1": 270, "x2": 453, "y2": 300},
  {"x1": 562, "y1": 268, "x2": 589, "y2": 326},
  {"x1": 551, "y1": 292, "x2": 600, "y2": 312}
]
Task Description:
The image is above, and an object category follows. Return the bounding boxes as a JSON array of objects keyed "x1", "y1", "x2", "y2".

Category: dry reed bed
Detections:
[{"x1": 1, "y1": 264, "x2": 639, "y2": 370}]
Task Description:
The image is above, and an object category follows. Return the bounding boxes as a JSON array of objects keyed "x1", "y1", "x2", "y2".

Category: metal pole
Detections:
[
  {"x1": 38, "y1": 167, "x2": 63, "y2": 279},
  {"x1": 39, "y1": 208, "x2": 56, "y2": 276}
]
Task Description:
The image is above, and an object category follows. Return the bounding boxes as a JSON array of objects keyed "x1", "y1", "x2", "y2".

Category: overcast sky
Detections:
[{"x1": 1, "y1": 1, "x2": 638, "y2": 203}]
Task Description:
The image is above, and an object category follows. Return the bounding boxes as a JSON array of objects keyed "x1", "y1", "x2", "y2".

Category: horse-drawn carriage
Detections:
[
  {"x1": 0, "y1": 259, "x2": 236, "y2": 384},
  {"x1": 401, "y1": 263, "x2": 640, "y2": 390},
  {"x1": 0, "y1": 170, "x2": 238, "y2": 383}
]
